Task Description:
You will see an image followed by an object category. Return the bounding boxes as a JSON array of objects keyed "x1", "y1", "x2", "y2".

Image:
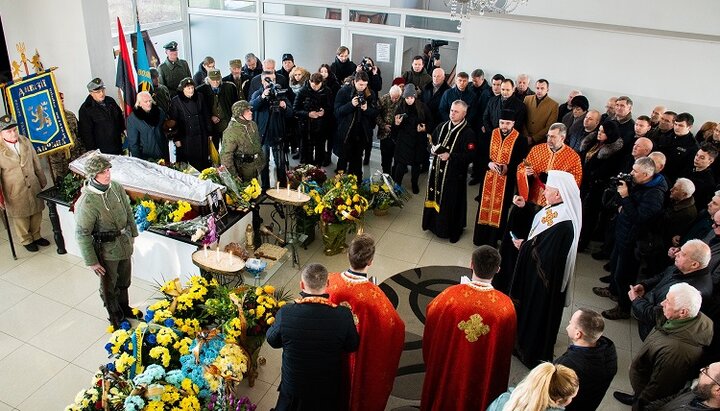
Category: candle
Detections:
[
  {"x1": 216, "y1": 246, "x2": 220, "y2": 263},
  {"x1": 297, "y1": 186, "x2": 302, "y2": 195},
  {"x1": 203, "y1": 244, "x2": 208, "y2": 258},
  {"x1": 276, "y1": 182, "x2": 279, "y2": 190},
  {"x1": 287, "y1": 185, "x2": 290, "y2": 195}
]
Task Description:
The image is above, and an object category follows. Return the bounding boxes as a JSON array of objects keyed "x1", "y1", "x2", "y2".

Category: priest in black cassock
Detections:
[
  {"x1": 422, "y1": 100, "x2": 477, "y2": 243},
  {"x1": 510, "y1": 170, "x2": 581, "y2": 368}
]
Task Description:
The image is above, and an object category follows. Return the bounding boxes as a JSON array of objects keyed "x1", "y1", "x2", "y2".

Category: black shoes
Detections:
[
  {"x1": 24, "y1": 243, "x2": 39, "y2": 252},
  {"x1": 613, "y1": 391, "x2": 635, "y2": 405},
  {"x1": 468, "y1": 178, "x2": 481, "y2": 186},
  {"x1": 603, "y1": 306, "x2": 631, "y2": 320},
  {"x1": 599, "y1": 275, "x2": 611, "y2": 283},
  {"x1": 592, "y1": 286, "x2": 618, "y2": 301},
  {"x1": 34, "y1": 238, "x2": 51, "y2": 247},
  {"x1": 412, "y1": 185, "x2": 420, "y2": 195}
]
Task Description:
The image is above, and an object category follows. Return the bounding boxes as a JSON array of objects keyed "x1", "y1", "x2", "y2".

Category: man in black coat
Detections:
[
  {"x1": 195, "y1": 69, "x2": 238, "y2": 147},
  {"x1": 248, "y1": 59, "x2": 290, "y2": 102},
  {"x1": 483, "y1": 78, "x2": 526, "y2": 136},
  {"x1": 267, "y1": 263, "x2": 360, "y2": 411},
  {"x1": 555, "y1": 308, "x2": 617, "y2": 411},
  {"x1": 656, "y1": 112, "x2": 699, "y2": 184},
  {"x1": 419, "y1": 68, "x2": 450, "y2": 138},
  {"x1": 630, "y1": 239, "x2": 713, "y2": 340},
  {"x1": 594, "y1": 156, "x2": 668, "y2": 319},
  {"x1": 330, "y1": 45, "x2": 356, "y2": 85},
  {"x1": 293, "y1": 73, "x2": 333, "y2": 166},
  {"x1": 78, "y1": 78, "x2": 125, "y2": 155},
  {"x1": 334, "y1": 71, "x2": 378, "y2": 181}
]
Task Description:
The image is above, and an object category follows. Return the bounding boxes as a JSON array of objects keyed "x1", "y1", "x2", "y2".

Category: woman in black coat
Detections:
[
  {"x1": 391, "y1": 84, "x2": 431, "y2": 194},
  {"x1": 319, "y1": 64, "x2": 340, "y2": 166},
  {"x1": 294, "y1": 73, "x2": 333, "y2": 166},
  {"x1": 169, "y1": 77, "x2": 212, "y2": 171},
  {"x1": 579, "y1": 120, "x2": 624, "y2": 248}
]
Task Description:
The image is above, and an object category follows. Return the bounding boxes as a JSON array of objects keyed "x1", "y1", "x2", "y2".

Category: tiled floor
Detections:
[{"x1": 0, "y1": 151, "x2": 634, "y2": 410}]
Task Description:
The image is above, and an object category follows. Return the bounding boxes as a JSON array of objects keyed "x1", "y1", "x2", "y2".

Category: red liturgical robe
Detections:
[
  {"x1": 517, "y1": 144, "x2": 582, "y2": 205},
  {"x1": 328, "y1": 272, "x2": 406, "y2": 411},
  {"x1": 421, "y1": 282, "x2": 516, "y2": 411}
]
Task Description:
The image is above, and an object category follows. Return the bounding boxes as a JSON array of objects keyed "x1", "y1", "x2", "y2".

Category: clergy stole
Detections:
[
  {"x1": 424, "y1": 119, "x2": 468, "y2": 212},
  {"x1": 517, "y1": 144, "x2": 582, "y2": 206},
  {"x1": 478, "y1": 128, "x2": 519, "y2": 227}
]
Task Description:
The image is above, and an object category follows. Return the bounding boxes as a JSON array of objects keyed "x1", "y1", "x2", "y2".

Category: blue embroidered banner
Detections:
[{"x1": 3, "y1": 69, "x2": 74, "y2": 156}]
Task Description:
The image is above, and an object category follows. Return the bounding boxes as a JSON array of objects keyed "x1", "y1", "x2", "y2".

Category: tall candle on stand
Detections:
[
  {"x1": 287, "y1": 185, "x2": 290, "y2": 195},
  {"x1": 216, "y1": 245, "x2": 220, "y2": 263},
  {"x1": 276, "y1": 182, "x2": 279, "y2": 191},
  {"x1": 203, "y1": 244, "x2": 208, "y2": 258}
]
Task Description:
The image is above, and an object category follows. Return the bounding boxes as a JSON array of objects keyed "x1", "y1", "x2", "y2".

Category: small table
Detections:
[
  {"x1": 265, "y1": 188, "x2": 310, "y2": 267},
  {"x1": 191, "y1": 249, "x2": 246, "y2": 287}
]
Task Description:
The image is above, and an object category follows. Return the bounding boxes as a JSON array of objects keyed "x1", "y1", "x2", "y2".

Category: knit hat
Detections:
[
  {"x1": 570, "y1": 95, "x2": 589, "y2": 112},
  {"x1": 403, "y1": 83, "x2": 417, "y2": 99},
  {"x1": 392, "y1": 77, "x2": 406, "y2": 86},
  {"x1": 600, "y1": 120, "x2": 620, "y2": 144},
  {"x1": 85, "y1": 155, "x2": 112, "y2": 178},
  {"x1": 232, "y1": 100, "x2": 251, "y2": 120}
]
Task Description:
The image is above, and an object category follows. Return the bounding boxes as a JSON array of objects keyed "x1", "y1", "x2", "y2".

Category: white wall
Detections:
[
  {"x1": 0, "y1": 0, "x2": 115, "y2": 115},
  {"x1": 457, "y1": 15, "x2": 720, "y2": 126}
]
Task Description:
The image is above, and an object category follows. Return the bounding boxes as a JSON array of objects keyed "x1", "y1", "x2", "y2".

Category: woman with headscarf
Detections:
[
  {"x1": 169, "y1": 77, "x2": 212, "y2": 170},
  {"x1": 578, "y1": 120, "x2": 623, "y2": 249},
  {"x1": 391, "y1": 83, "x2": 432, "y2": 194}
]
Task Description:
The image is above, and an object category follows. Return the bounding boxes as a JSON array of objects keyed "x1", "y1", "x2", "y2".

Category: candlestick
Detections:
[{"x1": 203, "y1": 244, "x2": 208, "y2": 258}]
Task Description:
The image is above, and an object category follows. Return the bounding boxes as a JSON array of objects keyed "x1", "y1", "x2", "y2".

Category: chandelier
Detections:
[{"x1": 446, "y1": 0, "x2": 528, "y2": 28}]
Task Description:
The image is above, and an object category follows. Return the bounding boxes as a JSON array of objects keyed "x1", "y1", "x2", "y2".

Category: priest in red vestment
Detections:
[
  {"x1": 327, "y1": 234, "x2": 405, "y2": 411},
  {"x1": 517, "y1": 122, "x2": 582, "y2": 206},
  {"x1": 421, "y1": 245, "x2": 517, "y2": 411}
]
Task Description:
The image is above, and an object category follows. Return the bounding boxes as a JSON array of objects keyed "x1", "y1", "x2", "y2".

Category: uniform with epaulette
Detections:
[{"x1": 157, "y1": 41, "x2": 191, "y2": 98}]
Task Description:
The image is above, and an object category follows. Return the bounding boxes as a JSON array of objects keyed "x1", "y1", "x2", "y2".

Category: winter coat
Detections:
[
  {"x1": 376, "y1": 94, "x2": 402, "y2": 140},
  {"x1": 554, "y1": 336, "x2": 618, "y2": 411},
  {"x1": 615, "y1": 174, "x2": 668, "y2": 250},
  {"x1": 0, "y1": 135, "x2": 46, "y2": 218},
  {"x1": 293, "y1": 83, "x2": 333, "y2": 135},
  {"x1": 656, "y1": 133, "x2": 699, "y2": 183},
  {"x1": 192, "y1": 62, "x2": 208, "y2": 86},
  {"x1": 392, "y1": 100, "x2": 432, "y2": 164},
  {"x1": 420, "y1": 81, "x2": 450, "y2": 130},
  {"x1": 78, "y1": 95, "x2": 125, "y2": 155},
  {"x1": 249, "y1": 88, "x2": 294, "y2": 147},
  {"x1": 483, "y1": 94, "x2": 526, "y2": 135},
  {"x1": 630, "y1": 313, "x2": 714, "y2": 406},
  {"x1": 333, "y1": 84, "x2": 379, "y2": 157},
  {"x1": 196, "y1": 81, "x2": 239, "y2": 134},
  {"x1": 126, "y1": 105, "x2": 168, "y2": 161},
  {"x1": 632, "y1": 265, "x2": 713, "y2": 340},
  {"x1": 524, "y1": 94, "x2": 559, "y2": 143},
  {"x1": 579, "y1": 132, "x2": 625, "y2": 193},
  {"x1": 157, "y1": 58, "x2": 191, "y2": 96},
  {"x1": 646, "y1": 388, "x2": 720, "y2": 411},
  {"x1": 402, "y1": 69, "x2": 431, "y2": 91},
  {"x1": 74, "y1": 180, "x2": 138, "y2": 264},
  {"x1": 439, "y1": 86, "x2": 476, "y2": 123},
  {"x1": 169, "y1": 92, "x2": 211, "y2": 170},
  {"x1": 220, "y1": 117, "x2": 265, "y2": 181},
  {"x1": 330, "y1": 56, "x2": 356, "y2": 84}
]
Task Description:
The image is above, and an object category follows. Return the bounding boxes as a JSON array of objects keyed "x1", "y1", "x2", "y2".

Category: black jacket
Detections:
[
  {"x1": 392, "y1": 100, "x2": 433, "y2": 164},
  {"x1": 615, "y1": 174, "x2": 668, "y2": 249},
  {"x1": 78, "y1": 95, "x2": 125, "y2": 155},
  {"x1": 267, "y1": 295, "x2": 359, "y2": 411},
  {"x1": 195, "y1": 82, "x2": 239, "y2": 123},
  {"x1": 250, "y1": 87, "x2": 293, "y2": 146},
  {"x1": 656, "y1": 133, "x2": 699, "y2": 183},
  {"x1": 633, "y1": 265, "x2": 713, "y2": 340},
  {"x1": 330, "y1": 57, "x2": 356, "y2": 84},
  {"x1": 333, "y1": 84, "x2": 379, "y2": 157},
  {"x1": 248, "y1": 73, "x2": 290, "y2": 104},
  {"x1": 554, "y1": 336, "x2": 618, "y2": 411},
  {"x1": 293, "y1": 83, "x2": 333, "y2": 134},
  {"x1": 483, "y1": 95, "x2": 526, "y2": 135},
  {"x1": 192, "y1": 62, "x2": 207, "y2": 86},
  {"x1": 420, "y1": 81, "x2": 450, "y2": 130}
]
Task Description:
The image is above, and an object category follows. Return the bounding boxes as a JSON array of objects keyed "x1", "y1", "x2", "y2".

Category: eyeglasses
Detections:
[
  {"x1": 712, "y1": 222, "x2": 720, "y2": 228},
  {"x1": 701, "y1": 366, "x2": 720, "y2": 386}
]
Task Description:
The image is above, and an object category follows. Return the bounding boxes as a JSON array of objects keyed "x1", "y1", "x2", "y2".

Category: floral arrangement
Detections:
[
  {"x1": 157, "y1": 159, "x2": 200, "y2": 175},
  {"x1": 198, "y1": 167, "x2": 262, "y2": 211},
  {"x1": 314, "y1": 173, "x2": 369, "y2": 224},
  {"x1": 58, "y1": 172, "x2": 84, "y2": 202},
  {"x1": 66, "y1": 275, "x2": 274, "y2": 411},
  {"x1": 286, "y1": 164, "x2": 327, "y2": 189},
  {"x1": 133, "y1": 198, "x2": 196, "y2": 232},
  {"x1": 360, "y1": 171, "x2": 410, "y2": 211}
]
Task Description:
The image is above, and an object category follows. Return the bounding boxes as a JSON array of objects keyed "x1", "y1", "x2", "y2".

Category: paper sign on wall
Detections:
[{"x1": 376, "y1": 43, "x2": 391, "y2": 63}]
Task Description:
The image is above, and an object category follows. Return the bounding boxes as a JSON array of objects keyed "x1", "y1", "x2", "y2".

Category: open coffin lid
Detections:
[{"x1": 69, "y1": 150, "x2": 224, "y2": 206}]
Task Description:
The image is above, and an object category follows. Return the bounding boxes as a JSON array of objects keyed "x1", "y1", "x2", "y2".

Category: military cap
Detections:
[
  {"x1": 87, "y1": 78, "x2": 105, "y2": 92},
  {"x1": 163, "y1": 41, "x2": 178, "y2": 51},
  {"x1": 281, "y1": 53, "x2": 294, "y2": 62},
  {"x1": 232, "y1": 100, "x2": 251, "y2": 119},
  {"x1": 85, "y1": 155, "x2": 112, "y2": 178},
  {"x1": 208, "y1": 69, "x2": 222, "y2": 81},
  {"x1": 229, "y1": 59, "x2": 243, "y2": 69},
  {"x1": 177, "y1": 77, "x2": 194, "y2": 91},
  {"x1": 0, "y1": 115, "x2": 17, "y2": 131}
]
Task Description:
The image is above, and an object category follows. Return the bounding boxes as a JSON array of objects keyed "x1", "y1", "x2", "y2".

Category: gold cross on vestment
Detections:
[
  {"x1": 457, "y1": 314, "x2": 490, "y2": 342},
  {"x1": 541, "y1": 209, "x2": 558, "y2": 226}
]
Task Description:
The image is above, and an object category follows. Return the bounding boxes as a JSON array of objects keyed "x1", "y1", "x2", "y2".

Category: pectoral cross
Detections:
[{"x1": 541, "y1": 208, "x2": 558, "y2": 226}]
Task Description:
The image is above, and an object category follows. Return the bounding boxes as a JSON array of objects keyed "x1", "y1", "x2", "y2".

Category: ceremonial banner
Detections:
[
  {"x1": 3, "y1": 69, "x2": 74, "y2": 156},
  {"x1": 133, "y1": 22, "x2": 152, "y2": 92},
  {"x1": 115, "y1": 17, "x2": 136, "y2": 117}
]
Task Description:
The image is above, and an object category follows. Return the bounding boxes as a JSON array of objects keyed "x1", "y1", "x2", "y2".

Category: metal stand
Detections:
[
  {"x1": 268, "y1": 202, "x2": 307, "y2": 267},
  {"x1": 45, "y1": 200, "x2": 67, "y2": 254}
]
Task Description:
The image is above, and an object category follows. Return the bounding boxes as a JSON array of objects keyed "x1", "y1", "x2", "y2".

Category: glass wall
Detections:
[
  {"x1": 263, "y1": 21, "x2": 341, "y2": 74},
  {"x1": 189, "y1": 15, "x2": 259, "y2": 76}
]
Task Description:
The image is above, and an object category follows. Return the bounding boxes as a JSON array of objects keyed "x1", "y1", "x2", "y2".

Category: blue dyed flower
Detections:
[
  {"x1": 164, "y1": 318, "x2": 175, "y2": 328},
  {"x1": 120, "y1": 320, "x2": 131, "y2": 330},
  {"x1": 146, "y1": 333, "x2": 157, "y2": 345},
  {"x1": 144, "y1": 310, "x2": 155, "y2": 322},
  {"x1": 124, "y1": 395, "x2": 145, "y2": 411}
]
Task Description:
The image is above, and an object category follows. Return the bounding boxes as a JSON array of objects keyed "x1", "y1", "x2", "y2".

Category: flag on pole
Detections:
[
  {"x1": 115, "y1": 17, "x2": 136, "y2": 118},
  {"x1": 135, "y1": 19, "x2": 152, "y2": 92}
]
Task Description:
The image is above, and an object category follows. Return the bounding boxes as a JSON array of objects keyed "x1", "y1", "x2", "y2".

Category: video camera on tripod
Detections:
[
  {"x1": 263, "y1": 77, "x2": 287, "y2": 110},
  {"x1": 430, "y1": 39, "x2": 448, "y2": 63}
]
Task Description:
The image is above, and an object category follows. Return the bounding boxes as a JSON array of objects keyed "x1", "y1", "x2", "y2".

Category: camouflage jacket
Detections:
[{"x1": 376, "y1": 93, "x2": 401, "y2": 140}]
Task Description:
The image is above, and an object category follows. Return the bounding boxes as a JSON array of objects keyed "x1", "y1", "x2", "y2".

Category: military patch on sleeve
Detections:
[{"x1": 467, "y1": 143, "x2": 475, "y2": 151}]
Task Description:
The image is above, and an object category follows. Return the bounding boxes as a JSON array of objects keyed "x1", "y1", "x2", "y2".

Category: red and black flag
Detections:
[{"x1": 115, "y1": 17, "x2": 136, "y2": 118}]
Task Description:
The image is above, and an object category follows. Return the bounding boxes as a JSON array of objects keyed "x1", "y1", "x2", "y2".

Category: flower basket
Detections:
[
  {"x1": 321, "y1": 221, "x2": 353, "y2": 256},
  {"x1": 295, "y1": 209, "x2": 316, "y2": 246},
  {"x1": 373, "y1": 207, "x2": 390, "y2": 216}
]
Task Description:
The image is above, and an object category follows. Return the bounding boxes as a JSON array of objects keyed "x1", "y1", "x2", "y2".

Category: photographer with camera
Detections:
[
  {"x1": 593, "y1": 156, "x2": 668, "y2": 320},
  {"x1": 334, "y1": 71, "x2": 379, "y2": 181},
  {"x1": 294, "y1": 72, "x2": 333, "y2": 166},
  {"x1": 423, "y1": 40, "x2": 446, "y2": 75},
  {"x1": 356, "y1": 56, "x2": 382, "y2": 94},
  {"x1": 250, "y1": 71, "x2": 293, "y2": 189}
]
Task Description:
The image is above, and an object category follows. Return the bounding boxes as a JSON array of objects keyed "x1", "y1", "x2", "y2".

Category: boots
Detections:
[{"x1": 118, "y1": 287, "x2": 144, "y2": 320}]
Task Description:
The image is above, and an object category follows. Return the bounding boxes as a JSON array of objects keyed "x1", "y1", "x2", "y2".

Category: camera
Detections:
[
  {"x1": 430, "y1": 39, "x2": 448, "y2": 61},
  {"x1": 356, "y1": 93, "x2": 366, "y2": 106},
  {"x1": 360, "y1": 57, "x2": 373, "y2": 73},
  {"x1": 263, "y1": 77, "x2": 287, "y2": 110},
  {"x1": 609, "y1": 172, "x2": 633, "y2": 186}
]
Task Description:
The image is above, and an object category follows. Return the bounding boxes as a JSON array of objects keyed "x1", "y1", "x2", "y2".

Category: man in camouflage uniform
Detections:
[
  {"x1": 48, "y1": 92, "x2": 84, "y2": 181},
  {"x1": 157, "y1": 41, "x2": 191, "y2": 98},
  {"x1": 74, "y1": 155, "x2": 140, "y2": 327},
  {"x1": 220, "y1": 100, "x2": 265, "y2": 181},
  {"x1": 376, "y1": 85, "x2": 403, "y2": 174}
]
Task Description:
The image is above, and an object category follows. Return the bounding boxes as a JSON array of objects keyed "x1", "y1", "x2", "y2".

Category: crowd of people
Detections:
[{"x1": 7, "y1": 38, "x2": 719, "y2": 410}]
